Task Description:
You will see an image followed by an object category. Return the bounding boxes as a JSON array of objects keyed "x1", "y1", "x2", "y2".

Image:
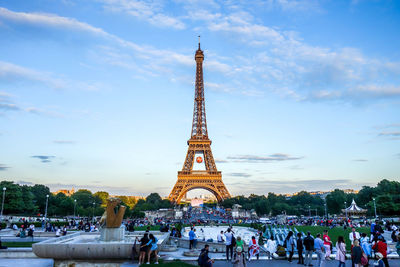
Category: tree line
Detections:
[
  {"x1": 0, "y1": 179, "x2": 398, "y2": 218},
  {"x1": 220, "y1": 179, "x2": 400, "y2": 217},
  {"x1": 0, "y1": 181, "x2": 171, "y2": 218}
]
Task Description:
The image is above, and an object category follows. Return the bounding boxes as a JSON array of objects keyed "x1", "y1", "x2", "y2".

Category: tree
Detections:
[
  {"x1": 30, "y1": 184, "x2": 51, "y2": 214},
  {"x1": 326, "y1": 189, "x2": 346, "y2": 214},
  {"x1": 94, "y1": 191, "x2": 109, "y2": 207},
  {"x1": 356, "y1": 186, "x2": 376, "y2": 206},
  {"x1": 72, "y1": 189, "x2": 95, "y2": 209},
  {"x1": 20, "y1": 185, "x2": 36, "y2": 214},
  {"x1": 0, "y1": 181, "x2": 24, "y2": 214}
]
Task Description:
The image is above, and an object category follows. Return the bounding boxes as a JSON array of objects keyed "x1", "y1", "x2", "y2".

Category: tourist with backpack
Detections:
[
  {"x1": 303, "y1": 231, "x2": 315, "y2": 266},
  {"x1": 198, "y1": 244, "x2": 214, "y2": 267},
  {"x1": 285, "y1": 231, "x2": 295, "y2": 263}
]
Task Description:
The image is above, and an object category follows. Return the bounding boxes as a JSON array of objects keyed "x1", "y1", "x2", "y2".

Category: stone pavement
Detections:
[{"x1": 0, "y1": 258, "x2": 53, "y2": 267}]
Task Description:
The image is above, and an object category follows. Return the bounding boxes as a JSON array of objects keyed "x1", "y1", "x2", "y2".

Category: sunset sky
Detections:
[{"x1": 0, "y1": 0, "x2": 399, "y2": 197}]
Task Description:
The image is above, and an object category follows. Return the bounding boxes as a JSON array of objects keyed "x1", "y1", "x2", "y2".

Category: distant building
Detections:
[
  {"x1": 53, "y1": 188, "x2": 75, "y2": 196},
  {"x1": 285, "y1": 189, "x2": 360, "y2": 199},
  {"x1": 191, "y1": 198, "x2": 204, "y2": 207}
]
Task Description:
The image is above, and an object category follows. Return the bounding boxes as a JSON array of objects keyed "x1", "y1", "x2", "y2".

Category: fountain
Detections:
[{"x1": 32, "y1": 198, "x2": 169, "y2": 261}]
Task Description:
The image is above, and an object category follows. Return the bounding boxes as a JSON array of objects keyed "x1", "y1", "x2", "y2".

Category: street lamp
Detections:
[
  {"x1": 373, "y1": 198, "x2": 377, "y2": 218},
  {"x1": 308, "y1": 205, "x2": 311, "y2": 217},
  {"x1": 324, "y1": 203, "x2": 327, "y2": 220},
  {"x1": 344, "y1": 201, "x2": 347, "y2": 221},
  {"x1": 92, "y1": 202, "x2": 95, "y2": 223},
  {"x1": 1, "y1": 187, "x2": 6, "y2": 220},
  {"x1": 45, "y1": 194, "x2": 49, "y2": 220},
  {"x1": 73, "y1": 199, "x2": 77, "y2": 220}
]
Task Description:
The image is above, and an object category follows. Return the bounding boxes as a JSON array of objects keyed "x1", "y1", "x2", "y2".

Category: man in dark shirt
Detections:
[
  {"x1": 303, "y1": 232, "x2": 314, "y2": 266},
  {"x1": 297, "y1": 232, "x2": 304, "y2": 265},
  {"x1": 198, "y1": 244, "x2": 214, "y2": 267}
]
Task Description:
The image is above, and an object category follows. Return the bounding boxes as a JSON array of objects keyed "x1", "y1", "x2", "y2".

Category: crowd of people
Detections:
[
  {"x1": 194, "y1": 219, "x2": 400, "y2": 267},
  {"x1": 276, "y1": 221, "x2": 398, "y2": 267}
]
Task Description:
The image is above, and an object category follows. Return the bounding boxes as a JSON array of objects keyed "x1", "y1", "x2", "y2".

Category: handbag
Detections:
[
  {"x1": 361, "y1": 247, "x2": 368, "y2": 266},
  {"x1": 339, "y1": 244, "x2": 347, "y2": 260}
]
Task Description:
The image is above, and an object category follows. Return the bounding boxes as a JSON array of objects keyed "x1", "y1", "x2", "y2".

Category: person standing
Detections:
[
  {"x1": 145, "y1": 233, "x2": 158, "y2": 265},
  {"x1": 189, "y1": 228, "x2": 197, "y2": 250},
  {"x1": 285, "y1": 231, "x2": 295, "y2": 263},
  {"x1": 138, "y1": 233, "x2": 149, "y2": 265},
  {"x1": 372, "y1": 236, "x2": 390, "y2": 267},
  {"x1": 360, "y1": 232, "x2": 371, "y2": 264},
  {"x1": 314, "y1": 233, "x2": 326, "y2": 267},
  {"x1": 370, "y1": 220, "x2": 376, "y2": 240},
  {"x1": 349, "y1": 227, "x2": 360, "y2": 245},
  {"x1": 352, "y1": 240, "x2": 362, "y2": 267},
  {"x1": 224, "y1": 228, "x2": 234, "y2": 261},
  {"x1": 232, "y1": 246, "x2": 247, "y2": 267},
  {"x1": 303, "y1": 232, "x2": 314, "y2": 266},
  {"x1": 296, "y1": 232, "x2": 304, "y2": 265},
  {"x1": 236, "y1": 236, "x2": 245, "y2": 252},
  {"x1": 323, "y1": 229, "x2": 332, "y2": 260},
  {"x1": 335, "y1": 236, "x2": 346, "y2": 267},
  {"x1": 248, "y1": 236, "x2": 259, "y2": 261},
  {"x1": 265, "y1": 236, "x2": 277, "y2": 260}
]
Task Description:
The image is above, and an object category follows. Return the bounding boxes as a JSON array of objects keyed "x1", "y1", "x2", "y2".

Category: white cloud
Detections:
[
  {"x1": 0, "y1": 60, "x2": 65, "y2": 88},
  {"x1": 0, "y1": 7, "x2": 111, "y2": 37},
  {"x1": 99, "y1": 0, "x2": 185, "y2": 29}
]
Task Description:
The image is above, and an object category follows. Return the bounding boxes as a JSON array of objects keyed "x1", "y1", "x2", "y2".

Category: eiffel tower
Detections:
[{"x1": 168, "y1": 39, "x2": 231, "y2": 204}]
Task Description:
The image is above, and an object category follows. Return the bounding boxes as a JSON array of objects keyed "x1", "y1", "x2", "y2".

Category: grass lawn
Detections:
[
  {"x1": 2, "y1": 241, "x2": 38, "y2": 247},
  {"x1": 289, "y1": 225, "x2": 370, "y2": 251},
  {"x1": 140, "y1": 260, "x2": 195, "y2": 266}
]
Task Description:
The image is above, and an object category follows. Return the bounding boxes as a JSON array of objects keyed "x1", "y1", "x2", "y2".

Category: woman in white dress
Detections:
[{"x1": 265, "y1": 236, "x2": 277, "y2": 260}]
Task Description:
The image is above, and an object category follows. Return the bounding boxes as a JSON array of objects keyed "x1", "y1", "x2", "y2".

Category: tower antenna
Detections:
[{"x1": 198, "y1": 35, "x2": 201, "y2": 49}]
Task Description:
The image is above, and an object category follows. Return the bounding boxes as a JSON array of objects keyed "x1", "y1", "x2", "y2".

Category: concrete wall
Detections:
[{"x1": 32, "y1": 231, "x2": 170, "y2": 260}]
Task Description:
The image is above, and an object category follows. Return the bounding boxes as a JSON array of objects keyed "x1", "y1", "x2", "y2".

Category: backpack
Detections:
[
  {"x1": 197, "y1": 250, "x2": 206, "y2": 266},
  {"x1": 231, "y1": 235, "x2": 236, "y2": 246}
]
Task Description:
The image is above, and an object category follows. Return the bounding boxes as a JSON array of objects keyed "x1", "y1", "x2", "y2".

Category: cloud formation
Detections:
[
  {"x1": 0, "y1": 91, "x2": 20, "y2": 112},
  {"x1": 99, "y1": 0, "x2": 185, "y2": 29},
  {"x1": 0, "y1": 164, "x2": 10, "y2": 171},
  {"x1": 53, "y1": 140, "x2": 75, "y2": 144},
  {"x1": 31, "y1": 155, "x2": 55, "y2": 163},
  {"x1": 378, "y1": 132, "x2": 400, "y2": 137},
  {"x1": 0, "y1": 60, "x2": 64, "y2": 88},
  {"x1": 227, "y1": 153, "x2": 303, "y2": 162},
  {"x1": 228, "y1": 172, "x2": 252, "y2": 178}
]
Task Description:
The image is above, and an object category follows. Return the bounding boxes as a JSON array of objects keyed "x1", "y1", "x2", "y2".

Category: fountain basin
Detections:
[{"x1": 32, "y1": 231, "x2": 169, "y2": 260}]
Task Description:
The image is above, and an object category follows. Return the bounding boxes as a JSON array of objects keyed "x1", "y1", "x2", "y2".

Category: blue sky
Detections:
[{"x1": 0, "y1": 0, "x2": 399, "y2": 197}]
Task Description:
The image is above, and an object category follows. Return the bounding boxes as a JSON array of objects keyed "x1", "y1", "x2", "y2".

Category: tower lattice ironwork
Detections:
[{"x1": 168, "y1": 40, "x2": 231, "y2": 204}]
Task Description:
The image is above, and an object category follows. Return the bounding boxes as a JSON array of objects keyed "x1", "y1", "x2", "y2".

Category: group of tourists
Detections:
[
  {"x1": 198, "y1": 226, "x2": 263, "y2": 267},
  {"x1": 278, "y1": 225, "x2": 395, "y2": 267},
  {"x1": 136, "y1": 230, "x2": 159, "y2": 265}
]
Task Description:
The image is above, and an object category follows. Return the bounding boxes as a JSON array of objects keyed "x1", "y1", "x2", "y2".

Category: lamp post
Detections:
[
  {"x1": 324, "y1": 202, "x2": 327, "y2": 220},
  {"x1": 73, "y1": 199, "x2": 77, "y2": 220},
  {"x1": 344, "y1": 201, "x2": 347, "y2": 220},
  {"x1": 308, "y1": 205, "x2": 311, "y2": 217},
  {"x1": 373, "y1": 198, "x2": 377, "y2": 218},
  {"x1": 45, "y1": 194, "x2": 49, "y2": 220},
  {"x1": 92, "y1": 202, "x2": 95, "y2": 223},
  {"x1": 1, "y1": 187, "x2": 6, "y2": 220}
]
